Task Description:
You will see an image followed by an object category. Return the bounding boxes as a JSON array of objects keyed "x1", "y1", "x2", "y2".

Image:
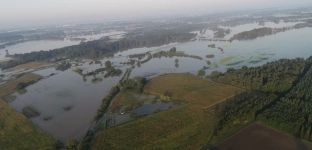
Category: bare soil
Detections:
[{"x1": 214, "y1": 123, "x2": 312, "y2": 150}]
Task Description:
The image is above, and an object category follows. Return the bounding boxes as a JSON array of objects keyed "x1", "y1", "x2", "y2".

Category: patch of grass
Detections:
[
  {"x1": 92, "y1": 73, "x2": 244, "y2": 150},
  {"x1": 0, "y1": 73, "x2": 42, "y2": 97},
  {"x1": 0, "y1": 100, "x2": 58, "y2": 150},
  {"x1": 220, "y1": 56, "x2": 236, "y2": 65}
]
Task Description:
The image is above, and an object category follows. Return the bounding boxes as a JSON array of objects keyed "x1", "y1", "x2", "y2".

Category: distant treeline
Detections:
[
  {"x1": 229, "y1": 27, "x2": 272, "y2": 42},
  {"x1": 0, "y1": 29, "x2": 195, "y2": 70}
]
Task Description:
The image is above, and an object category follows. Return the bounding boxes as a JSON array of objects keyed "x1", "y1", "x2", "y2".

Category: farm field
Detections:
[
  {"x1": 0, "y1": 99, "x2": 58, "y2": 150},
  {"x1": 5, "y1": 61, "x2": 52, "y2": 72},
  {"x1": 92, "y1": 73, "x2": 244, "y2": 150},
  {"x1": 0, "y1": 73, "x2": 42, "y2": 97},
  {"x1": 214, "y1": 123, "x2": 312, "y2": 150}
]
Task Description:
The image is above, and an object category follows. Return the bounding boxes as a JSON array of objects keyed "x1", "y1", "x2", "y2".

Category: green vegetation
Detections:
[
  {"x1": 55, "y1": 61, "x2": 71, "y2": 71},
  {"x1": 66, "y1": 138, "x2": 77, "y2": 150},
  {"x1": 212, "y1": 58, "x2": 308, "y2": 93},
  {"x1": 258, "y1": 64, "x2": 312, "y2": 140},
  {"x1": 210, "y1": 92, "x2": 278, "y2": 144},
  {"x1": 229, "y1": 27, "x2": 272, "y2": 41},
  {"x1": 220, "y1": 56, "x2": 236, "y2": 65},
  {"x1": 153, "y1": 50, "x2": 203, "y2": 60},
  {"x1": 206, "y1": 54, "x2": 215, "y2": 58},
  {"x1": 91, "y1": 78, "x2": 103, "y2": 83},
  {"x1": 93, "y1": 85, "x2": 120, "y2": 122},
  {"x1": 197, "y1": 70, "x2": 206, "y2": 78},
  {"x1": 92, "y1": 73, "x2": 244, "y2": 150}
]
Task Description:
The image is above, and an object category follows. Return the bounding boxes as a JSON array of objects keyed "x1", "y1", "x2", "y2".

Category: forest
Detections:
[
  {"x1": 209, "y1": 56, "x2": 312, "y2": 143},
  {"x1": 0, "y1": 29, "x2": 196, "y2": 70},
  {"x1": 211, "y1": 58, "x2": 309, "y2": 93},
  {"x1": 229, "y1": 27, "x2": 272, "y2": 41},
  {"x1": 258, "y1": 64, "x2": 312, "y2": 140}
]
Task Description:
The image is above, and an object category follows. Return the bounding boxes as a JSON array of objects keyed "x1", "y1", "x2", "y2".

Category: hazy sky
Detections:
[{"x1": 0, "y1": 0, "x2": 311, "y2": 30}]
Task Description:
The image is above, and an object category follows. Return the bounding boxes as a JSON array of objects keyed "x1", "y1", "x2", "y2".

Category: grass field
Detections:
[
  {"x1": 92, "y1": 73, "x2": 244, "y2": 150},
  {"x1": 0, "y1": 100, "x2": 57, "y2": 150},
  {"x1": 6, "y1": 62, "x2": 51, "y2": 72},
  {"x1": 214, "y1": 123, "x2": 312, "y2": 150},
  {"x1": 0, "y1": 73, "x2": 42, "y2": 97}
]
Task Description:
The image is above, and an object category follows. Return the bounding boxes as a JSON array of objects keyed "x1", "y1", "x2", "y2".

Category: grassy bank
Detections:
[{"x1": 91, "y1": 73, "x2": 244, "y2": 150}]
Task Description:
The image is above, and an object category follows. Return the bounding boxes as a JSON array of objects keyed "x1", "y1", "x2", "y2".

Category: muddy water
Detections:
[{"x1": 5, "y1": 22, "x2": 312, "y2": 143}]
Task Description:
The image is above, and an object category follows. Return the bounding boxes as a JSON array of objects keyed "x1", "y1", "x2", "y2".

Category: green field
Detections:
[
  {"x1": 92, "y1": 73, "x2": 244, "y2": 150},
  {"x1": 0, "y1": 73, "x2": 59, "y2": 150}
]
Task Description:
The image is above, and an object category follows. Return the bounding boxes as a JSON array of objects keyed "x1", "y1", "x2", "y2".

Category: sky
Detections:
[{"x1": 0, "y1": 0, "x2": 311, "y2": 30}]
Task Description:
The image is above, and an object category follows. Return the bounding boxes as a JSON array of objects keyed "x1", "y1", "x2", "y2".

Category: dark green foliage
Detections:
[
  {"x1": 258, "y1": 64, "x2": 312, "y2": 141},
  {"x1": 104, "y1": 61, "x2": 111, "y2": 68},
  {"x1": 93, "y1": 85, "x2": 120, "y2": 122},
  {"x1": 104, "y1": 67, "x2": 122, "y2": 78},
  {"x1": 197, "y1": 70, "x2": 205, "y2": 78},
  {"x1": 212, "y1": 58, "x2": 307, "y2": 93},
  {"x1": 16, "y1": 82, "x2": 27, "y2": 90},
  {"x1": 229, "y1": 27, "x2": 272, "y2": 41},
  {"x1": 55, "y1": 61, "x2": 71, "y2": 71},
  {"x1": 153, "y1": 50, "x2": 202, "y2": 60},
  {"x1": 65, "y1": 138, "x2": 77, "y2": 150},
  {"x1": 122, "y1": 77, "x2": 147, "y2": 93},
  {"x1": 214, "y1": 92, "x2": 277, "y2": 137}
]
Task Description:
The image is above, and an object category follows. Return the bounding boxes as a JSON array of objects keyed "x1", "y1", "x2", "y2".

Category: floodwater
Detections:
[
  {"x1": 0, "y1": 31, "x2": 125, "y2": 61},
  {"x1": 5, "y1": 21, "x2": 312, "y2": 143}
]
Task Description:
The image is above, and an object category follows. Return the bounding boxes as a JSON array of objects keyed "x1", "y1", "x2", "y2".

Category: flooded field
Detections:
[
  {"x1": 4, "y1": 22, "x2": 312, "y2": 142},
  {"x1": 0, "y1": 31, "x2": 125, "y2": 61}
]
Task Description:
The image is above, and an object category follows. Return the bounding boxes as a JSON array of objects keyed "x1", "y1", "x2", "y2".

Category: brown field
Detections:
[
  {"x1": 0, "y1": 73, "x2": 42, "y2": 97},
  {"x1": 214, "y1": 123, "x2": 312, "y2": 150},
  {"x1": 92, "y1": 73, "x2": 244, "y2": 150},
  {"x1": 0, "y1": 99, "x2": 57, "y2": 149},
  {"x1": 6, "y1": 61, "x2": 51, "y2": 72}
]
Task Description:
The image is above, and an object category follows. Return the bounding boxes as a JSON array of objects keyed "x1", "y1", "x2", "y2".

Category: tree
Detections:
[
  {"x1": 66, "y1": 138, "x2": 77, "y2": 150},
  {"x1": 105, "y1": 61, "x2": 111, "y2": 69},
  {"x1": 197, "y1": 70, "x2": 205, "y2": 78}
]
